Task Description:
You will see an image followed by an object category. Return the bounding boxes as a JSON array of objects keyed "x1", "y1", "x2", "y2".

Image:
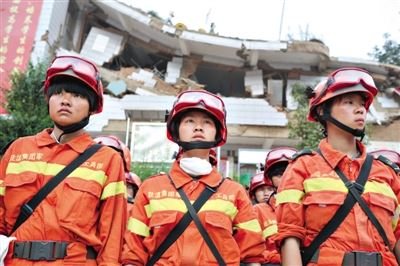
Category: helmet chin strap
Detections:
[
  {"x1": 320, "y1": 106, "x2": 365, "y2": 139},
  {"x1": 54, "y1": 116, "x2": 90, "y2": 142},
  {"x1": 178, "y1": 140, "x2": 218, "y2": 151},
  {"x1": 266, "y1": 191, "x2": 277, "y2": 207}
]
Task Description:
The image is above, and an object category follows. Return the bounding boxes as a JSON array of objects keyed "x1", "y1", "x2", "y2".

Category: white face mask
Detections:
[{"x1": 179, "y1": 157, "x2": 212, "y2": 176}]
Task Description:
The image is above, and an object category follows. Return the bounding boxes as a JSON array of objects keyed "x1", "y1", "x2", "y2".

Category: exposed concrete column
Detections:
[
  {"x1": 249, "y1": 50, "x2": 259, "y2": 67},
  {"x1": 180, "y1": 57, "x2": 201, "y2": 79},
  {"x1": 165, "y1": 57, "x2": 183, "y2": 84},
  {"x1": 245, "y1": 69, "x2": 264, "y2": 97},
  {"x1": 178, "y1": 39, "x2": 190, "y2": 55}
]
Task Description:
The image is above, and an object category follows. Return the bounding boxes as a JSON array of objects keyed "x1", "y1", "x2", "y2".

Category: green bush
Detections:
[
  {"x1": 1, "y1": 61, "x2": 52, "y2": 153},
  {"x1": 131, "y1": 162, "x2": 173, "y2": 180}
]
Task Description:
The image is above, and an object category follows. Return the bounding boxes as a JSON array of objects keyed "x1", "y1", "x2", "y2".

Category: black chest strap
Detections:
[
  {"x1": 301, "y1": 151, "x2": 373, "y2": 265},
  {"x1": 146, "y1": 175, "x2": 225, "y2": 266}
]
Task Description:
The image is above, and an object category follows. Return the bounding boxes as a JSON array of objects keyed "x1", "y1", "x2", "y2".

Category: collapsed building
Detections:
[{"x1": 24, "y1": 0, "x2": 400, "y2": 178}]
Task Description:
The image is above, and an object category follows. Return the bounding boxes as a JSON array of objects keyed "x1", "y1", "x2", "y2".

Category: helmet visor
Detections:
[
  {"x1": 316, "y1": 68, "x2": 378, "y2": 103},
  {"x1": 175, "y1": 90, "x2": 225, "y2": 115},
  {"x1": 267, "y1": 148, "x2": 296, "y2": 162},
  {"x1": 330, "y1": 68, "x2": 376, "y2": 88},
  {"x1": 48, "y1": 56, "x2": 99, "y2": 90},
  {"x1": 94, "y1": 136, "x2": 122, "y2": 151}
]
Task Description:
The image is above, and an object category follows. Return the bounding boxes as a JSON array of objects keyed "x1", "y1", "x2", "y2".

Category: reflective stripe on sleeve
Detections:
[
  {"x1": 392, "y1": 205, "x2": 400, "y2": 229},
  {"x1": 127, "y1": 217, "x2": 150, "y2": 237},
  {"x1": 0, "y1": 180, "x2": 3, "y2": 196},
  {"x1": 6, "y1": 161, "x2": 107, "y2": 186},
  {"x1": 263, "y1": 224, "x2": 278, "y2": 238},
  {"x1": 234, "y1": 219, "x2": 261, "y2": 233},
  {"x1": 101, "y1": 181, "x2": 127, "y2": 200},
  {"x1": 275, "y1": 189, "x2": 304, "y2": 205}
]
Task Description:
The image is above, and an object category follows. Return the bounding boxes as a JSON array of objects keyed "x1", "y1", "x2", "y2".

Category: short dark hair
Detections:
[{"x1": 266, "y1": 162, "x2": 288, "y2": 179}]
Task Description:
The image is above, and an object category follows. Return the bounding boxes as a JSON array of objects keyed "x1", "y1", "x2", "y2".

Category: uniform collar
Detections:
[
  {"x1": 318, "y1": 138, "x2": 366, "y2": 169},
  {"x1": 169, "y1": 161, "x2": 223, "y2": 189},
  {"x1": 35, "y1": 128, "x2": 93, "y2": 153}
]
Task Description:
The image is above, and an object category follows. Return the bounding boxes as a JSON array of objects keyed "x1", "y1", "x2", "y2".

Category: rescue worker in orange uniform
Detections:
[
  {"x1": 122, "y1": 89, "x2": 266, "y2": 265},
  {"x1": 0, "y1": 55, "x2": 127, "y2": 265},
  {"x1": 249, "y1": 172, "x2": 280, "y2": 265},
  {"x1": 275, "y1": 67, "x2": 400, "y2": 266},
  {"x1": 94, "y1": 135, "x2": 141, "y2": 214},
  {"x1": 264, "y1": 147, "x2": 297, "y2": 192},
  {"x1": 369, "y1": 149, "x2": 400, "y2": 245},
  {"x1": 125, "y1": 172, "x2": 141, "y2": 205},
  {"x1": 250, "y1": 147, "x2": 297, "y2": 266}
]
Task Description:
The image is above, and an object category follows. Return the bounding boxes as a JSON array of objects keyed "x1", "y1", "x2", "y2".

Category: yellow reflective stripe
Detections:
[
  {"x1": 145, "y1": 198, "x2": 187, "y2": 217},
  {"x1": 304, "y1": 178, "x2": 347, "y2": 193},
  {"x1": 364, "y1": 181, "x2": 397, "y2": 201},
  {"x1": 276, "y1": 189, "x2": 304, "y2": 205},
  {"x1": 392, "y1": 205, "x2": 400, "y2": 229},
  {"x1": 101, "y1": 181, "x2": 127, "y2": 200},
  {"x1": 200, "y1": 199, "x2": 238, "y2": 220},
  {"x1": 127, "y1": 217, "x2": 150, "y2": 237},
  {"x1": 144, "y1": 204, "x2": 152, "y2": 218},
  {"x1": 263, "y1": 224, "x2": 278, "y2": 238},
  {"x1": 6, "y1": 161, "x2": 106, "y2": 185},
  {"x1": 304, "y1": 178, "x2": 397, "y2": 202},
  {"x1": 7, "y1": 161, "x2": 61, "y2": 175},
  {"x1": 68, "y1": 168, "x2": 107, "y2": 185},
  {"x1": 144, "y1": 198, "x2": 238, "y2": 220},
  {"x1": 234, "y1": 219, "x2": 261, "y2": 233},
  {"x1": 0, "y1": 179, "x2": 4, "y2": 196}
]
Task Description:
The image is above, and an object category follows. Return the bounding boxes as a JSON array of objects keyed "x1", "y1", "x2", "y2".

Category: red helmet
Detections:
[
  {"x1": 166, "y1": 89, "x2": 227, "y2": 147},
  {"x1": 93, "y1": 135, "x2": 131, "y2": 172},
  {"x1": 126, "y1": 172, "x2": 141, "y2": 188},
  {"x1": 307, "y1": 67, "x2": 378, "y2": 122},
  {"x1": 249, "y1": 172, "x2": 273, "y2": 196},
  {"x1": 44, "y1": 55, "x2": 104, "y2": 113},
  {"x1": 369, "y1": 149, "x2": 400, "y2": 167},
  {"x1": 264, "y1": 147, "x2": 297, "y2": 179}
]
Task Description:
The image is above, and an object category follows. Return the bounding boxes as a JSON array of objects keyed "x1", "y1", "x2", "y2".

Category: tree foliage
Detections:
[
  {"x1": 369, "y1": 33, "x2": 400, "y2": 66},
  {"x1": 288, "y1": 83, "x2": 324, "y2": 150},
  {"x1": 0, "y1": 61, "x2": 52, "y2": 152}
]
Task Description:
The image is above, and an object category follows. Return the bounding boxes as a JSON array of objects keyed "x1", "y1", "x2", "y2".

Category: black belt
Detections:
[
  {"x1": 342, "y1": 251, "x2": 382, "y2": 266},
  {"x1": 310, "y1": 249, "x2": 382, "y2": 266},
  {"x1": 13, "y1": 241, "x2": 97, "y2": 261}
]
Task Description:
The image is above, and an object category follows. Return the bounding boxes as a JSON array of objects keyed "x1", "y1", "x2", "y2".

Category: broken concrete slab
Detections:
[{"x1": 107, "y1": 80, "x2": 127, "y2": 97}]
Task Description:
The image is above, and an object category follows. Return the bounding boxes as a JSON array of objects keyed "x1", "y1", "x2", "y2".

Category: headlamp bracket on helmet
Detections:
[{"x1": 164, "y1": 110, "x2": 170, "y2": 122}]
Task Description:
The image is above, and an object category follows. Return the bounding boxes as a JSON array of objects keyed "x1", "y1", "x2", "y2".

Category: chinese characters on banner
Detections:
[{"x1": 0, "y1": 0, "x2": 43, "y2": 114}]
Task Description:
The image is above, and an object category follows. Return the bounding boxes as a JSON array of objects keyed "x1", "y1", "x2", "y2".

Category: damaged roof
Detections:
[{"x1": 87, "y1": 94, "x2": 288, "y2": 132}]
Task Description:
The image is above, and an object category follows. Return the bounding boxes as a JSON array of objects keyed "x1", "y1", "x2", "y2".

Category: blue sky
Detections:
[{"x1": 121, "y1": 0, "x2": 400, "y2": 60}]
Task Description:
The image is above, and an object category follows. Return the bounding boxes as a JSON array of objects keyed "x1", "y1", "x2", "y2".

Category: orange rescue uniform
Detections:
[
  {"x1": 0, "y1": 129, "x2": 127, "y2": 266},
  {"x1": 122, "y1": 161, "x2": 266, "y2": 265},
  {"x1": 275, "y1": 139, "x2": 400, "y2": 266},
  {"x1": 253, "y1": 202, "x2": 280, "y2": 264}
]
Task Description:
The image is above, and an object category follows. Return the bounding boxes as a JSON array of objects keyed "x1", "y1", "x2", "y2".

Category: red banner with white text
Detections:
[{"x1": 0, "y1": 0, "x2": 43, "y2": 114}]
